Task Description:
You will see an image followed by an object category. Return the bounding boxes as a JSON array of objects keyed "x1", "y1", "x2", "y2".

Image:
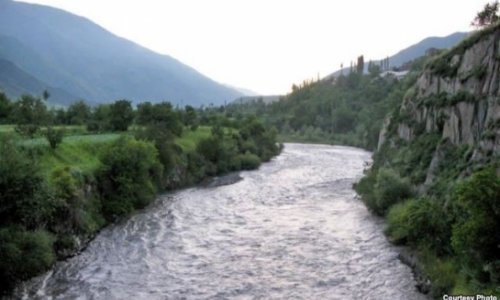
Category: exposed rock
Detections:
[
  {"x1": 377, "y1": 117, "x2": 391, "y2": 150},
  {"x1": 380, "y1": 24, "x2": 500, "y2": 187}
]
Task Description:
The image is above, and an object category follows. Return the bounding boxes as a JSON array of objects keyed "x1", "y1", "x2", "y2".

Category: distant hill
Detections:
[
  {"x1": 0, "y1": 58, "x2": 81, "y2": 105},
  {"x1": 325, "y1": 32, "x2": 468, "y2": 78},
  {"x1": 0, "y1": 0, "x2": 242, "y2": 106}
]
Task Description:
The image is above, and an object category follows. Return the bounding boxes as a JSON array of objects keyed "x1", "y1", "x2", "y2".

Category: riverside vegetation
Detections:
[
  {"x1": 355, "y1": 21, "x2": 500, "y2": 297},
  {"x1": 0, "y1": 93, "x2": 281, "y2": 294},
  {"x1": 228, "y1": 21, "x2": 500, "y2": 299}
]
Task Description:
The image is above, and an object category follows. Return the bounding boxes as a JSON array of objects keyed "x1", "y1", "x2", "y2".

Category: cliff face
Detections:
[{"x1": 379, "y1": 24, "x2": 500, "y2": 185}]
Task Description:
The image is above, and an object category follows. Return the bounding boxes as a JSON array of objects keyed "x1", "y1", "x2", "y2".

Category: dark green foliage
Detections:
[
  {"x1": 67, "y1": 100, "x2": 91, "y2": 125},
  {"x1": 183, "y1": 105, "x2": 198, "y2": 129},
  {"x1": 136, "y1": 102, "x2": 183, "y2": 136},
  {"x1": 87, "y1": 104, "x2": 111, "y2": 132},
  {"x1": 0, "y1": 137, "x2": 52, "y2": 228},
  {"x1": 394, "y1": 133, "x2": 441, "y2": 184},
  {"x1": 136, "y1": 102, "x2": 154, "y2": 125},
  {"x1": 97, "y1": 137, "x2": 163, "y2": 221},
  {"x1": 185, "y1": 151, "x2": 209, "y2": 183},
  {"x1": 196, "y1": 135, "x2": 237, "y2": 175},
  {"x1": 238, "y1": 152, "x2": 261, "y2": 170},
  {"x1": 12, "y1": 94, "x2": 50, "y2": 137},
  {"x1": 449, "y1": 91, "x2": 476, "y2": 106},
  {"x1": 373, "y1": 168, "x2": 413, "y2": 215},
  {"x1": 194, "y1": 117, "x2": 276, "y2": 175},
  {"x1": 108, "y1": 100, "x2": 134, "y2": 132},
  {"x1": 0, "y1": 227, "x2": 55, "y2": 294},
  {"x1": 45, "y1": 127, "x2": 64, "y2": 149},
  {"x1": 225, "y1": 56, "x2": 426, "y2": 150},
  {"x1": 427, "y1": 57, "x2": 459, "y2": 78},
  {"x1": 0, "y1": 92, "x2": 12, "y2": 123},
  {"x1": 353, "y1": 168, "x2": 378, "y2": 211},
  {"x1": 451, "y1": 168, "x2": 500, "y2": 284},
  {"x1": 386, "y1": 198, "x2": 452, "y2": 254}
]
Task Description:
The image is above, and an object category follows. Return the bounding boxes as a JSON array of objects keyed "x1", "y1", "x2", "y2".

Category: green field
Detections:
[
  {"x1": 0, "y1": 124, "x2": 15, "y2": 132},
  {"x1": 33, "y1": 127, "x2": 211, "y2": 177},
  {"x1": 1, "y1": 124, "x2": 213, "y2": 178},
  {"x1": 175, "y1": 126, "x2": 211, "y2": 151},
  {"x1": 0, "y1": 124, "x2": 86, "y2": 134}
]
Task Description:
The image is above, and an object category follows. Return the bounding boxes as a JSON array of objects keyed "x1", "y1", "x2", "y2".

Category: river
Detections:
[{"x1": 17, "y1": 143, "x2": 425, "y2": 299}]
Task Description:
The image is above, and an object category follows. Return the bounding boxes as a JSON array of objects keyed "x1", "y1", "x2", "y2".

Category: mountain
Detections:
[
  {"x1": 0, "y1": 58, "x2": 82, "y2": 106},
  {"x1": 387, "y1": 32, "x2": 468, "y2": 67},
  {"x1": 325, "y1": 31, "x2": 468, "y2": 78},
  {"x1": 0, "y1": 0, "x2": 242, "y2": 106}
]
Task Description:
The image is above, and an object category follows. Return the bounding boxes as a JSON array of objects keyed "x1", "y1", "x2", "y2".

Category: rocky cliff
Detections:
[{"x1": 379, "y1": 23, "x2": 500, "y2": 186}]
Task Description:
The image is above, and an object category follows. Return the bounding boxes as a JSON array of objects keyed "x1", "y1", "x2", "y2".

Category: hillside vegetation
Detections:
[
  {"x1": 226, "y1": 52, "x2": 435, "y2": 150},
  {"x1": 355, "y1": 22, "x2": 500, "y2": 297}
]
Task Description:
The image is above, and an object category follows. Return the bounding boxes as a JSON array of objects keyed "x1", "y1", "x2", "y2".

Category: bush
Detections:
[
  {"x1": 386, "y1": 200, "x2": 413, "y2": 244},
  {"x1": 186, "y1": 151, "x2": 208, "y2": 183},
  {"x1": 354, "y1": 168, "x2": 379, "y2": 211},
  {"x1": 0, "y1": 137, "x2": 52, "y2": 228},
  {"x1": 97, "y1": 137, "x2": 162, "y2": 221},
  {"x1": 0, "y1": 227, "x2": 55, "y2": 294},
  {"x1": 45, "y1": 127, "x2": 64, "y2": 149},
  {"x1": 451, "y1": 168, "x2": 500, "y2": 284},
  {"x1": 373, "y1": 168, "x2": 413, "y2": 215},
  {"x1": 418, "y1": 248, "x2": 459, "y2": 298},
  {"x1": 386, "y1": 197, "x2": 452, "y2": 254},
  {"x1": 238, "y1": 152, "x2": 261, "y2": 170}
]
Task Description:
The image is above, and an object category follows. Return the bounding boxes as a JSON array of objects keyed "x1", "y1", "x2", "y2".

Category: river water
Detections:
[{"x1": 17, "y1": 144, "x2": 425, "y2": 299}]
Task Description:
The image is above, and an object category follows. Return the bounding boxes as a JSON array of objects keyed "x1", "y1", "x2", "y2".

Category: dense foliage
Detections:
[
  {"x1": 225, "y1": 64, "x2": 426, "y2": 150},
  {"x1": 0, "y1": 92, "x2": 281, "y2": 295}
]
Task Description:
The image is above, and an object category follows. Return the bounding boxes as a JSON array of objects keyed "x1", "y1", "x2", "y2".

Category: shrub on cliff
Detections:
[
  {"x1": 373, "y1": 168, "x2": 413, "y2": 215},
  {"x1": 451, "y1": 168, "x2": 500, "y2": 284},
  {"x1": 386, "y1": 197, "x2": 452, "y2": 254}
]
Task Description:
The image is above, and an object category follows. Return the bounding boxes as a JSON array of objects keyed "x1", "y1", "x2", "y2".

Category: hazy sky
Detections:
[{"x1": 18, "y1": 0, "x2": 487, "y2": 95}]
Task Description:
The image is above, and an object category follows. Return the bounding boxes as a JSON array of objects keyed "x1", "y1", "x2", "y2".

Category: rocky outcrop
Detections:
[{"x1": 379, "y1": 23, "x2": 500, "y2": 185}]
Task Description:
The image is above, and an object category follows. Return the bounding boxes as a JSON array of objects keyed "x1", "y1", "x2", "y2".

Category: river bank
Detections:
[{"x1": 14, "y1": 144, "x2": 425, "y2": 299}]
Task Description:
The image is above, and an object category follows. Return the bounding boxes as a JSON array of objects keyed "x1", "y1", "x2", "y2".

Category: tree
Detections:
[
  {"x1": 0, "y1": 92, "x2": 11, "y2": 123},
  {"x1": 368, "y1": 61, "x2": 381, "y2": 77},
  {"x1": 67, "y1": 100, "x2": 91, "y2": 125},
  {"x1": 357, "y1": 55, "x2": 364, "y2": 74},
  {"x1": 136, "y1": 102, "x2": 154, "y2": 125},
  {"x1": 108, "y1": 100, "x2": 134, "y2": 131},
  {"x1": 184, "y1": 105, "x2": 198, "y2": 130},
  {"x1": 12, "y1": 94, "x2": 50, "y2": 138},
  {"x1": 87, "y1": 104, "x2": 110, "y2": 132},
  {"x1": 472, "y1": 1, "x2": 499, "y2": 28}
]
